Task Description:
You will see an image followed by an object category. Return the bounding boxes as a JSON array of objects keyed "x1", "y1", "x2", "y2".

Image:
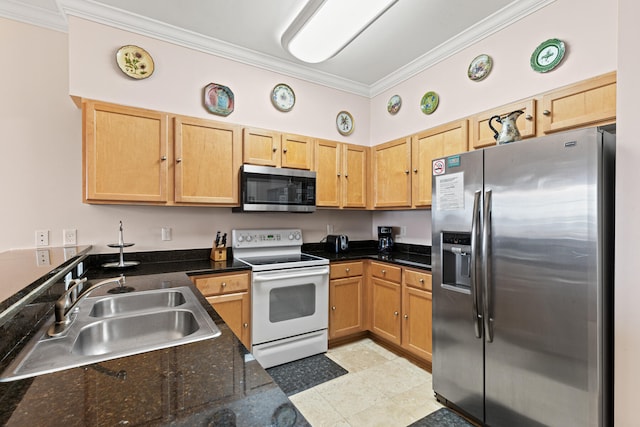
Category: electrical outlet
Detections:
[
  {"x1": 36, "y1": 249, "x2": 50, "y2": 266},
  {"x1": 400, "y1": 226, "x2": 407, "y2": 236},
  {"x1": 161, "y1": 227, "x2": 172, "y2": 241},
  {"x1": 326, "y1": 224, "x2": 334, "y2": 234},
  {"x1": 35, "y1": 230, "x2": 49, "y2": 246},
  {"x1": 63, "y1": 229, "x2": 77, "y2": 246}
]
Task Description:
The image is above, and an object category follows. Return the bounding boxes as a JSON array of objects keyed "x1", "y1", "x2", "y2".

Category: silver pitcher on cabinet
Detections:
[{"x1": 488, "y1": 110, "x2": 524, "y2": 145}]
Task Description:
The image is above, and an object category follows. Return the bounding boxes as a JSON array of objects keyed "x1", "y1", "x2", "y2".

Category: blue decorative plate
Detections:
[{"x1": 203, "y1": 83, "x2": 234, "y2": 116}]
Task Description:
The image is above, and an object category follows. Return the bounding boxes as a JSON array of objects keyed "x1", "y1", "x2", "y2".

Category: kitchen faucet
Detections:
[{"x1": 48, "y1": 276, "x2": 126, "y2": 337}]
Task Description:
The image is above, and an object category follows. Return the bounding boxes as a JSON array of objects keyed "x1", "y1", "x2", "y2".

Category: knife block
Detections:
[{"x1": 210, "y1": 247, "x2": 227, "y2": 262}]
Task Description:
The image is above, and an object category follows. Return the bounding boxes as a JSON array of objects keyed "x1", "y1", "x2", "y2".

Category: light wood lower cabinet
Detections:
[
  {"x1": 192, "y1": 271, "x2": 251, "y2": 349},
  {"x1": 329, "y1": 262, "x2": 365, "y2": 339},
  {"x1": 402, "y1": 268, "x2": 433, "y2": 362},
  {"x1": 370, "y1": 262, "x2": 403, "y2": 345}
]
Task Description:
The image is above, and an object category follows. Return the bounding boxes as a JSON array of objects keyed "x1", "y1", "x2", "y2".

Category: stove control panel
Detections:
[{"x1": 232, "y1": 229, "x2": 302, "y2": 248}]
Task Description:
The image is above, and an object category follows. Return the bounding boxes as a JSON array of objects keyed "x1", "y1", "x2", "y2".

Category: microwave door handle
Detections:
[
  {"x1": 470, "y1": 190, "x2": 482, "y2": 339},
  {"x1": 482, "y1": 189, "x2": 493, "y2": 343}
]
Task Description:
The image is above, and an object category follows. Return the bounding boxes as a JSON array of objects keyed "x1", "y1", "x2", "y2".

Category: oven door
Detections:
[{"x1": 252, "y1": 265, "x2": 329, "y2": 345}]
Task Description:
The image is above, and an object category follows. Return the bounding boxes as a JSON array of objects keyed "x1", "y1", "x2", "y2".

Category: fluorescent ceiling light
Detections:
[{"x1": 282, "y1": 0, "x2": 398, "y2": 64}]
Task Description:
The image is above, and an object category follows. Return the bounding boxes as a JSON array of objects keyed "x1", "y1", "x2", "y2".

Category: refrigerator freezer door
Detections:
[
  {"x1": 482, "y1": 128, "x2": 609, "y2": 426},
  {"x1": 431, "y1": 149, "x2": 485, "y2": 421}
]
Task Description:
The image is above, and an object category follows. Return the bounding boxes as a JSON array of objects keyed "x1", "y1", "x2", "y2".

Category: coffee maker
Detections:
[{"x1": 378, "y1": 226, "x2": 394, "y2": 253}]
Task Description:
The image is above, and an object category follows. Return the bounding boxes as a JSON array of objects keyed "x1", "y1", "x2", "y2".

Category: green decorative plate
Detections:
[
  {"x1": 420, "y1": 91, "x2": 439, "y2": 115},
  {"x1": 530, "y1": 38, "x2": 566, "y2": 73}
]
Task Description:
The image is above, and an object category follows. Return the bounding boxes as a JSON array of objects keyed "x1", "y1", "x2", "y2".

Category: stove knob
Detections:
[
  {"x1": 246, "y1": 235, "x2": 253, "y2": 242},
  {"x1": 288, "y1": 233, "x2": 294, "y2": 240},
  {"x1": 294, "y1": 232, "x2": 301, "y2": 240},
  {"x1": 237, "y1": 235, "x2": 244, "y2": 242}
]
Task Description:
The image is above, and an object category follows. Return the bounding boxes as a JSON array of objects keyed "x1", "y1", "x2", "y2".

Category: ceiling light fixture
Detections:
[{"x1": 282, "y1": 0, "x2": 398, "y2": 64}]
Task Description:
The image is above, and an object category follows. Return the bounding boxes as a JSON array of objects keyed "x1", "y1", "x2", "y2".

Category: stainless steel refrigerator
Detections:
[{"x1": 431, "y1": 127, "x2": 614, "y2": 427}]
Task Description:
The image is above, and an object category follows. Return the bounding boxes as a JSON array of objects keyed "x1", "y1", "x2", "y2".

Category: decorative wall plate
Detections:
[
  {"x1": 203, "y1": 83, "x2": 234, "y2": 116},
  {"x1": 116, "y1": 45, "x2": 154, "y2": 79},
  {"x1": 387, "y1": 95, "x2": 402, "y2": 114},
  {"x1": 271, "y1": 83, "x2": 295, "y2": 112},
  {"x1": 336, "y1": 111, "x2": 354, "y2": 136},
  {"x1": 420, "y1": 91, "x2": 439, "y2": 115},
  {"x1": 530, "y1": 38, "x2": 566, "y2": 73},
  {"x1": 468, "y1": 54, "x2": 493, "y2": 81}
]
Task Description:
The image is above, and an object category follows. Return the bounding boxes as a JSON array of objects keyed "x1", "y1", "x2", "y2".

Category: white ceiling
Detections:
[{"x1": 0, "y1": 0, "x2": 554, "y2": 96}]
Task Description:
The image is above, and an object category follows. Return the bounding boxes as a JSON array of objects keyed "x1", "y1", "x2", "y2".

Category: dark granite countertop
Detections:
[{"x1": 0, "y1": 272, "x2": 308, "y2": 426}]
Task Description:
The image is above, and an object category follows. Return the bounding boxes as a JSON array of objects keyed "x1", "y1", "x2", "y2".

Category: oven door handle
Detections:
[{"x1": 253, "y1": 267, "x2": 330, "y2": 283}]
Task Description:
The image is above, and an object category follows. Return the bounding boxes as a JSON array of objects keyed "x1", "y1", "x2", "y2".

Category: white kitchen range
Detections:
[{"x1": 232, "y1": 228, "x2": 329, "y2": 368}]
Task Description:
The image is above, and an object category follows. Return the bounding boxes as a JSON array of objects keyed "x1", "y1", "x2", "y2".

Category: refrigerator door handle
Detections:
[
  {"x1": 482, "y1": 189, "x2": 494, "y2": 343},
  {"x1": 470, "y1": 190, "x2": 482, "y2": 339}
]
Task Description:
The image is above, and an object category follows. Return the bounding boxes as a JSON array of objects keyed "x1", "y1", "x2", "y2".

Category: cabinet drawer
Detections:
[
  {"x1": 404, "y1": 269, "x2": 432, "y2": 291},
  {"x1": 330, "y1": 262, "x2": 363, "y2": 279},
  {"x1": 370, "y1": 262, "x2": 402, "y2": 283},
  {"x1": 193, "y1": 272, "x2": 249, "y2": 296}
]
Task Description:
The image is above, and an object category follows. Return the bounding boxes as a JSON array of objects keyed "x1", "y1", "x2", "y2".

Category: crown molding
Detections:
[
  {"x1": 3, "y1": 0, "x2": 555, "y2": 97},
  {"x1": 0, "y1": 0, "x2": 67, "y2": 32}
]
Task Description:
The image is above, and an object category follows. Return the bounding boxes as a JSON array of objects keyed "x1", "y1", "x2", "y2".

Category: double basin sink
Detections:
[{"x1": 1, "y1": 286, "x2": 221, "y2": 382}]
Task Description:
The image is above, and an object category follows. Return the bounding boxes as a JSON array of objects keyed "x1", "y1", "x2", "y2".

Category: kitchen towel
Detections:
[{"x1": 265, "y1": 354, "x2": 348, "y2": 396}]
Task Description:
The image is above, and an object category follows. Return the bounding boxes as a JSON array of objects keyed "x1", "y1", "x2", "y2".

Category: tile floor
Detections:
[{"x1": 289, "y1": 338, "x2": 444, "y2": 427}]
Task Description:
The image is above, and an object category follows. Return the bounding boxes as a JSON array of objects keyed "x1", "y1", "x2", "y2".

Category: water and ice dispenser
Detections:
[{"x1": 441, "y1": 232, "x2": 472, "y2": 291}]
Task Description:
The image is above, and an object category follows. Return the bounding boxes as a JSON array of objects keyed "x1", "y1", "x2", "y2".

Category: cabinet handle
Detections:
[
  {"x1": 337, "y1": 173, "x2": 341, "y2": 177},
  {"x1": 243, "y1": 323, "x2": 248, "y2": 328},
  {"x1": 221, "y1": 282, "x2": 227, "y2": 288},
  {"x1": 419, "y1": 278, "x2": 425, "y2": 284},
  {"x1": 381, "y1": 269, "x2": 386, "y2": 274},
  {"x1": 525, "y1": 114, "x2": 533, "y2": 121},
  {"x1": 283, "y1": 148, "x2": 288, "y2": 153},
  {"x1": 404, "y1": 314, "x2": 409, "y2": 319},
  {"x1": 413, "y1": 169, "x2": 418, "y2": 173},
  {"x1": 160, "y1": 156, "x2": 167, "y2": 161},
  {"x1": 405, "y1": 170, "x2": 410, "y2": 174},
  {"x1": 543, "y1": 109, "x2": 551, "y2": 116},
  {"x1": 332, "y1": 306, "x2": 336, "y2": 311},
  {"x1": 345, "y1": 174, "x2": 348, "y2": 178},
  {"x1": 394, "y1": 311, "x2": 399, "y2": 316},
  {"x1": 176, "y1": 158, "x2": 182, "y2": 163},
  {"x1": 272, "y1": 147, "x2": 278, "y2": 152},
  {"x1": 345, "y1": 268, "x2": 350, "y2": 273}
]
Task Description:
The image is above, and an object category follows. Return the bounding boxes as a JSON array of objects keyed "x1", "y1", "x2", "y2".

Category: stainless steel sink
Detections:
[
  {"x1": 88, "y1": 290, "x2": 186, "y2": 318},
  {"x1": 0, "y1": 286, "x2": 221, "y2": 382}
]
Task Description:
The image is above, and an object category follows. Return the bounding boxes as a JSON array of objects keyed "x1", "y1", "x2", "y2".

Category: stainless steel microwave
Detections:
[{"x1": 234, "y1": 164, "x2": 316, "y2": 213}]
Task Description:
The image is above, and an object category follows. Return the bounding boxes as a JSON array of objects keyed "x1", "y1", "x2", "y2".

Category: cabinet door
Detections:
[
  {"x1": 84, "y1": 101, "x2": 169, "y2": 203},
  {"x1": 370, "y1": 277, "x2": 401, "y2": 345},
  {"x1": 243, "y1": 127, "x2": 281, "y2": 167},
  {"x1": 282, "y1": 133, "x2": 314, "y2": 170},
  {"x1": 373, "y1": 137, "x2": 412, "y2": 208},
  {"x1": 541, "y1": 71, "x2": 616, "y2": 133},
  {"x1": 174, "y1": 116, "x2": 241, "y2": 204},
  {"x1": 329, "y1": 276, "x2": 364, "y2": 339},
  {"x1": 343, "y1": 143, "x2": 368, "y2": 208},
  {"x1": 402, "y1": 285, "x2": 432, "y2": 362},
  {"x1": 412, "y1": 120, "x2": 468, "y2": 208},
  {"x1": 314, "y1": 139, "x2": 342, "y2": 207},
  {"x1": 206, "y1": 292, "x2": 251, "y2": 349},
  {"x1": 470, "y1": 99, "x2": 536, "y2": 149}
]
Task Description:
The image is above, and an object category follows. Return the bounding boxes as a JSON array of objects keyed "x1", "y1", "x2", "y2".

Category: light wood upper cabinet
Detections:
[
  {"x1": 470, "y1": 99, "x2": 536, "y2": 150},
  {"x1": 83, "y1": 100, "x2": 169, "y2": 203},
  {"x1": 243, "y1": 127, "x2": 281, "y2": 167},
  {"x1": 412, "y1": 120, "x2": 468, "y2": 207},
  {"x1": 373, "y1": 137, "x2": 412, "y2": 208},
  {"x1": 174, "y1": 116, "x2": 241, "y2": 204},
  {"x1": 315, "y1": 140, "x2": 341, "y2": 207},
  {"x1": 315, "y1": 140, "x2": 368, "y2": 208},
  {"x1": 243, "y1": 128, "x2": 314, "y2": 170},
  {"x1": 282, "y1": 133, "x2": 314, "y2": 170},
  {"x1": 541, "y1": 71, "x2": 616, "y2": 134}
]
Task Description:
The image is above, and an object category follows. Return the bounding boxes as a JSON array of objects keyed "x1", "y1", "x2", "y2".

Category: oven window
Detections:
[{"x1": 269, "y1": 283, "x2": 316, "y2": 322}]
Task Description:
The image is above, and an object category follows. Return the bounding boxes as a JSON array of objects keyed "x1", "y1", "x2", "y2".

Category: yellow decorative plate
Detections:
[{"x1": 116, "y1": 45, "x2": 154, "y2": 79}]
